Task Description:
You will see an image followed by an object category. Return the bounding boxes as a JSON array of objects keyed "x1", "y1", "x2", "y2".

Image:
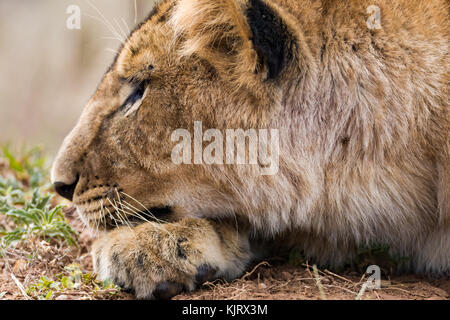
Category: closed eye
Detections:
[{"x1": 122, "y1": 80, "x2": 149, "y2": 116}]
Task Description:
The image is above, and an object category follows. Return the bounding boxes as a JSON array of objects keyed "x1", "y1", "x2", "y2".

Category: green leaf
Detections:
[
  {"x1": 2, "y1": 146, "x2": 24, "y2": 172},
  {"x1": 61, "y1": 276, "x2": 74, "y2": 289},
  {"x1": 44, "y1": 291, "x2": 54, "y2": 300}
]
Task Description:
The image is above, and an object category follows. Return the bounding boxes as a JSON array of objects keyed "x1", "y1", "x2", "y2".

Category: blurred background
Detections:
[{"x1": 0, "y1": 0, "x2": 157, "y2": 157}]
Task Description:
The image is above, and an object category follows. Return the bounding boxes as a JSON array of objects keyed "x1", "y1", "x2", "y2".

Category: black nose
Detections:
[{"x1": 54, "y1": 178, "x2": 78, "y2": 201}]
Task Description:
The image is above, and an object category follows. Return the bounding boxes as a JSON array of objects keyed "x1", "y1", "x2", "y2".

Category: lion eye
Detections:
[
  {"x1": 124, "y1": 81, "x2": 148, "y2": 106},
  {"x1": 122, "y1": 81, "x2": 149, "y2": 116}
]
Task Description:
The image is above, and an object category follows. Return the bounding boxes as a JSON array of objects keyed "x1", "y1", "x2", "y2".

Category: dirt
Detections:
[
  {"x1": 177, "y1": 263, "x2": 450, "y2": 300},
  {"x1": 1, "y1": 205, "x2": 449, "y2": 300}
]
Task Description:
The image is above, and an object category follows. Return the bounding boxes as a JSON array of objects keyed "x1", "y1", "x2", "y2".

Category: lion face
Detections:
[{"x1": 51, "y1": 0, "x2": 295, "y2": 229}]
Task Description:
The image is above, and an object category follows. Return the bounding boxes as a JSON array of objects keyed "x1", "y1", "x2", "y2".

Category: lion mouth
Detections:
[
  {"x1": 126, "y1": 206, "x2": 173, "y2": 224},
  {"x1": 73, "y1": 180, "x2": 174, "y2": 230},
  {"x1": 79, "y1": 204, "x2": 174, "y2": 230}
]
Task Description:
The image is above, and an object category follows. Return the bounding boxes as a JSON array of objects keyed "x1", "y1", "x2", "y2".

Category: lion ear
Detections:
[
  {"x1": 170, "y1": 0, "x2": 294, "y2": 83},
  {"x1": 245, "y1": 0, "x2": 295, "y2": 79}
]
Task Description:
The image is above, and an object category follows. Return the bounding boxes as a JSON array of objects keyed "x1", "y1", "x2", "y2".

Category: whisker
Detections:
[
  {"x1": 84, "y1": 0, "x2": 133, "y2": 54},
  {"x1": 114, "y1": 189, "x2": 135, "y2": 230},
  {"x1": 104, "y1": 206, "x2": 120, "y2": 229},
  {"x1": 108, "y1": 197, "x2": 135, "y2": 234},
  {"x1": 119, "y1": 192, "x2": 167, "y2": 223},
  {"x1": 119, "y1": 196, "x2": 165, "y2": 224},
  {"x1": 85, "y1": 0, "x2": 123, "y2": 41},
  {"x1": 96, "y1": 213, "x2": 101, "y2": 236},
  {"x1": 114, "y1": 199, "x2": 132, "y2": 230},
  {"x1": 119, "y1": 192, "x2": 204, "y2": 236},
  {"x1": 120, "y1": 203, "x2": 151, "y2": 223},
  {"x1": 120, "y1": 198, "x2": 177, "y2": 240},
  {"x1": 101, "y1": 36, "x2": 126, "y2": 42},
  {"x1": 105, "y1": 48, "x2": 120, "y2": 55},
  {"x1": 83, "y1": 13, "x2": 124, "y2": 43},
  {"x1": 119, "y1": 191, "x2": 148, "y2": 211},
  {"x1": 113, "y1": 17, "x2": 128, "y2": 40},
  {"x1": 121, "y1": 18, "x2": 131, "y2": 35},
  {"x1": 100, "y1": 198, "x2": 106, "y2": 230},
  {"x1": 75, "y1": 214, "x2": 87, "y2": 234},
  {"x1": 117, "y1": 193, "x2": 182, "y2": 240},
  {"x1": 118, "y1": 200, "x2": 148, "y2": 219},
  {"x1": 107, "y1": 198, "x2": 126, "y2": 225},
  {"x1": 134, "y1": 0, "x2": 138, "y2": 25}
]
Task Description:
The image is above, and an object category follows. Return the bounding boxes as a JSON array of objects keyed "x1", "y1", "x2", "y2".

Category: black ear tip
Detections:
[{"x1": 245, "y1": 0, "x2": 294, "y2": 79}]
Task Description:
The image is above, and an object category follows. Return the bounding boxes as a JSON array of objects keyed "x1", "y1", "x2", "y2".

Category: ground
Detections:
[{"x1": 0, "y1": 147, "x2": 449, "y2": 300}]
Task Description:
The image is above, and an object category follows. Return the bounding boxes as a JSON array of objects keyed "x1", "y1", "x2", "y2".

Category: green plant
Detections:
[
  {"x1": 1, "y1": 189, "x2": 77, "y2": 249},
  {"x1": 0, "y1": 176, "x2": 25, "y2": 207},
  {"x1": 0, "y1": 146, "x2": 78, "y2": 253},
  {"x1": 1, "y1": 144, "x2": 49, "y2": 189},
  {"x1": 26, "y1": 264, "x2": 121, "y2": 300}
]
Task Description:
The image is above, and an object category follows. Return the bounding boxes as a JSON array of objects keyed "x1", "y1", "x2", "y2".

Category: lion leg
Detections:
[
  {"x1": 92, "y1": 218, "x2": 251, "y2": 299},
  {"x1": 414, "y1": 225, "x2": 450, "y2": 276},
  {"x1": 437, "y1": 160, "x2": 450, "y2": 226},
  {"x1": 415, "y1": 159, "x2": 450, "y2": 275}
]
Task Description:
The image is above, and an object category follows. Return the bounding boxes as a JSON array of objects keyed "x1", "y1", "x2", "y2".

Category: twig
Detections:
[
  {"x1": 355, "y1": 282, "x2": 369, "y2": 300},
  {"x1": 303, "y1": 261, "x2": 314, "y2": 279},
  {"x1": 10, "y1": 273, "x2": 30, "y2": 300},
  {"x1": 240, "y1": 261, "x2": 270, "y2": 281},
  {"x1": 312, "y1": 265, "x2": 327, "y2": 300},
  {"x1": 324, "y1": 269, "x2": 356, "y2": 285},
  {"x1": 323, "y1": 284, "x2": 358, "y2": 296},
  {"x1": 267, "y1": 280, "x2": 293, "y2": 292},
  {"x1": 384, "y1": 286, "x2": 429, "y2": 298}
]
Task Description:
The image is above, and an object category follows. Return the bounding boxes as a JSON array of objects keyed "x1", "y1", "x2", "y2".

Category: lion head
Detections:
[{"x1": 51, "y1": 0, "x2": 305, "y2": 230}]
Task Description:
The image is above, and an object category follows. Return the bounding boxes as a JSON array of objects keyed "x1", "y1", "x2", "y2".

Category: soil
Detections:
[{"x1": 1, "y1": 206, "x2": 449, "y2": 300}]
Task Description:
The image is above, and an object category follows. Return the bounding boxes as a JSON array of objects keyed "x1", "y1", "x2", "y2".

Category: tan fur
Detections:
[{"x1": 52, "y1": 0, "x2": 449, "y2": 298}]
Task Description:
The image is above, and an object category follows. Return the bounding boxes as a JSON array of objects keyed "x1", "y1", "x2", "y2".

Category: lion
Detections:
[{"x1": 51, "y1": 0, "x2": 449, "y2": 299}]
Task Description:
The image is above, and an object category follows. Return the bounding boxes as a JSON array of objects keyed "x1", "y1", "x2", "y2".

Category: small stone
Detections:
[{"x1": 258, "y1": 282, "x2": 267, "y2": 289}]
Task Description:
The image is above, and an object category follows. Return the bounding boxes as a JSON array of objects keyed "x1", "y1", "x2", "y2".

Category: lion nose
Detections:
[{"x1": 53, "y1": 177, "x2": 79, "y2": 201}]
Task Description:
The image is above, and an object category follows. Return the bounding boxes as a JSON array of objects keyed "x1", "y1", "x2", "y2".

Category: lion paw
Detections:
[{"x1": 92, "y1": 219, "x2": 249, "y2": 299}]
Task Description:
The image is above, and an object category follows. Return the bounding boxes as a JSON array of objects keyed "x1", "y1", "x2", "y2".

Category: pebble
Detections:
[{"x1": 258, "y1": 283, "x2": 267, "y2": 289}]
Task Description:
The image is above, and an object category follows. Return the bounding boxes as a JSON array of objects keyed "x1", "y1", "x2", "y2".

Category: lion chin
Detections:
[{"x1": 51, "y1": 0, "x2": 449, "y2": 299}]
